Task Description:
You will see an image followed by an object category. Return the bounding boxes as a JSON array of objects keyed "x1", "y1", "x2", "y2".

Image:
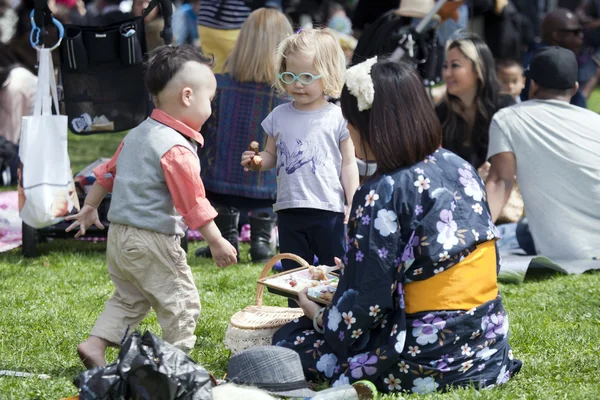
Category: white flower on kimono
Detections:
[
  {"x1": 439, "y1": 251, "x2": 450, "y2": 262},
  {"x1": 470, "y1": 329, "x2": 481, "y2": 340},
  {"x1": 364, "y1": 190, "x2": 379, "y2": 207},
  {"x1": 316, "y1": 353, "x2": 338, "y2": 378},
  {"x1": 303, "y1": 330, "x2": 315, "y2": 336},
  {"x1": 461, "y1": 344, "x2": 474, "y2": 357},
  {"x1": 342, "y1": 311, "x2": 356, "y2": 330},
  {"x1": 374, "y1": 209, "x2": 398, "y2": 237},
  {"x1": 433, "y1": 267, "x2": 444, "y2": 275},
  {"x1": 458, "y1": 168, "x2": 483, "y2": 201},
  {"x1": 369, "y1": 305, "x2": 381, "y2": 317},
  {"x1": 398, "y1": 360, "x2": 409, "y2": 373},
  {"x1": 472, "y1": 203, "x2": 483, "y2": 215},
  {"x1": 412, "y1": 314, "x2": 446, "y2": 346},
  {"x1": 414, "y1": 175, "x2": 431, "y2": 193},
  {"x1": 293, "y1": 319, "x2": 300, "y2": 323},
  {"x1": 508, "y1": 349, "x2": 514, "y2": 360},
  {"x1": 355, "y1": 205, "x2": 364, "y2": 218},
  {"x1": 390, "y1": 324, "x2": 398, "y2": 336},
  {"x1": 314, "y1": 340, "x2": 325, "y2": 348},
  {"x1": 395, "y1": 331, "x2": 406, "y2": 353},
  {"x1": 486, "y1": 230, "x2": 494, "y2": 240},
  {"x1": 476, "y1": 346, "x2": 498, "y2": 361},
  {"x1": 478, "y1": 364, "x2": 486, "y2": 372},
  {"x1": 413, "y1": 268, "x2": 423, "y2": 276},
  {"x1": 472, "y1": 229, "x2": 480, "y2": 241},
  {"x1": 381, "y1": 318, "x2": 388, "y2": 329},
  {"x1": 496, "y1": 365, "x2": 510, "y2": 385},
  {"x1": 332, "y1": 373, "x2": 349, "y2": 387},
  {"x1": 327, "y1": 306, "x2": 342, "y2": 331},
  {"x1": 436, "y1": 209, "x2": 459, "y2": 250},
  {"x1": 458, "y1": 360, "x2": 474, "y2": 373},
  {"x1": 352, "y1": 329, "x2": 363, "y2": 339},
  {"x1": 384, "y1": 374, "x2": 402, "y2": 391},
  {"x1": 411, "y1": 377, "x2": 439, "y2": 394},
  {"x1": 294, "y1": 336, "x2": 305, "y2": 345},
  {"x1": 408, "y1": 345, "x2": 421, "y2": 357},
  {"x1": 463, "y1": 162, "x2": 472, "y2": 170},
  {"x1": 414, "y1": 167, "x2": 425, "y2": 174},
  {"x1": 466, "y1": 307, "x2": 477, "y2": 316}
]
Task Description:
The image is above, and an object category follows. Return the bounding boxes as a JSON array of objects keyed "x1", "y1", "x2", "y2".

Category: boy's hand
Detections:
[
  {"x1": 241, "y1": 150, "x2": 257, "y2": 172},
  {"x1": 209, "y1": 237, "x2": 238, "y2": 268},
  {"x1": 65, "y1": 204, "x2": 105, "y2": 238}
]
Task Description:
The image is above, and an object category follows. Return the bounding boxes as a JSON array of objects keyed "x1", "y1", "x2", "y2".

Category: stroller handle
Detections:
[{"x1": 143, "y1": 0, "x2": 174, "y2": 45}]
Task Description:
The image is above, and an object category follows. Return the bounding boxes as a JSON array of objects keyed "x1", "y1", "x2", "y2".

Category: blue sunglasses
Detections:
[{"x1": 278, "y1": 72, "x2": 322, "y2": 85}]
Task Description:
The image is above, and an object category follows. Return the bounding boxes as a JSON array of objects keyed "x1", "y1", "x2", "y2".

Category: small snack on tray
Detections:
[{"x1": 308, "y1": 265, "x2": 329, "y2": 281}]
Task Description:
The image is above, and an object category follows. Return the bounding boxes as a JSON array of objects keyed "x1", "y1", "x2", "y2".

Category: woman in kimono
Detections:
[{"x1": 273, "y1": 58, "x2": 522, "y2": 395}]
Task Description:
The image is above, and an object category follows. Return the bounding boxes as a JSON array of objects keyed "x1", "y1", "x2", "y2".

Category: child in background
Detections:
[
  {"x1": 496, "y1": 59, "x2": 525, "y2": 103},
  {"x1": 241, "y1": 28, "x2": 359, "y2": 306},
  {"x1": 66, "y1": 45, "x2": 237, "y2": 368}
]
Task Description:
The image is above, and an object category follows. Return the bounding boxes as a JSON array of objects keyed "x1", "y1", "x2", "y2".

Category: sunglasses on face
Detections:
[
  {"x1": 278, "y1": 72, "x2": 322, "y2": 85},
  {"x1": 559, "y1": 28, "x2": 584, "y2": 36}
]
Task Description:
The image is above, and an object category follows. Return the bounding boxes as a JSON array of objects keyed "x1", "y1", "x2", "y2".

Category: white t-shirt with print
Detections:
[
  {"x1": 262, "y1": 102, "x2": 349, "y2": 213},
  {"x1": 487, "y1": 99, "x2": 600, "y2": 260}
]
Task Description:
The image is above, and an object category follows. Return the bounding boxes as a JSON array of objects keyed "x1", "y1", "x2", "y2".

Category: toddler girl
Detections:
[{"x1": 241, "y1": 28, "x2": 359, "y2": 302}]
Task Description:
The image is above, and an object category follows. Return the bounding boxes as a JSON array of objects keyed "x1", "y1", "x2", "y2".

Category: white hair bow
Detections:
[{"x1": 345, "y1": 56, "x2": 377, "y2": 111}]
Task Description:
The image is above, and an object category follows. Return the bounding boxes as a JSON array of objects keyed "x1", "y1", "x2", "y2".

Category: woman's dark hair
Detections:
[
  {"x1": 442, "y1": 33, "x2": 501, "y2": 160},
  {"x1": 340, "y1": 59, "x2": 442, "y2": 173}
]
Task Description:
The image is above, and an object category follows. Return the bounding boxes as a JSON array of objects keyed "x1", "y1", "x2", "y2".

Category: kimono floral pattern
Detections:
[{"x1": 274, "y1": 149, "x2": 522, "y2": 394}]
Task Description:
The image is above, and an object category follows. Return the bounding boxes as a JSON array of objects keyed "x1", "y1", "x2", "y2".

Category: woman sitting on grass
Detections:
[{"x1": 273, "y1": 58, "x2": 522, "y2": 394}]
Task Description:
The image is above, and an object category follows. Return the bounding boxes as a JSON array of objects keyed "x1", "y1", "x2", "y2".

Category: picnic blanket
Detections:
[
  {"x1": 0, "y1": 191, "x2": 21, "y2": 252},
  {"x1": 498, "y1": 251, "x2": 600, "y2": 284}
]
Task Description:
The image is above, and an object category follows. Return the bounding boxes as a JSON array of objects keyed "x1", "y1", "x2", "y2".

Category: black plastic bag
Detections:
[{"x1": 75, "y1": 331, "x2": 214, "y2": 400}]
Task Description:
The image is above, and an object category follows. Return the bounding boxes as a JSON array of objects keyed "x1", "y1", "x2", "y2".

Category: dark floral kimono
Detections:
[{"x1": 273, "y1": 148, "x2": 522, "y2": 394}]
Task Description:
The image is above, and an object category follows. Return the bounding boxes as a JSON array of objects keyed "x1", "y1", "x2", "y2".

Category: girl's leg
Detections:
[
  {"x1": 307, "y1": 211, "x2": 346, "y2": 267},
  {"x1": 277, "y1": 210, "x2": 314, "y2": 308}
]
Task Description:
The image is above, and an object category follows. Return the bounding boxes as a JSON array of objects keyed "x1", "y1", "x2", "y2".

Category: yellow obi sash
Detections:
[{"x1": 404, "y1": 241, "x2": 499, "y2": 314}]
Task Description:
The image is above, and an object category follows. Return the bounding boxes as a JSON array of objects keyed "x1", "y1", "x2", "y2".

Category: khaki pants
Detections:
[
  {"x1": 197, "y1": 25, "x2": 241, "y2": 74},
  {"x1": 91, "y1": 224, "x2": 200, "y2": 353}
]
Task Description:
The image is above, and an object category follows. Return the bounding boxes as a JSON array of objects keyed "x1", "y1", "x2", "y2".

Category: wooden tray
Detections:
[{"x1": 258, "y1": 266, "x2": 339, "y2": 306}]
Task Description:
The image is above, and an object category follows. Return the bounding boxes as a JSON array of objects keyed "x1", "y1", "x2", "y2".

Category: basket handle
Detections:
[{"x1": 255, "y1": 253, "x2": 309, "y2": 306}]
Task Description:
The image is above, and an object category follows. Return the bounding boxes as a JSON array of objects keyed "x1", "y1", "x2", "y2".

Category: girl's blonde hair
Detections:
[
  {"x1": 224, "y1": 8, "x2": 293, "y2": 84},
  {"x1": 274, "y1": 28, "x2": 346, "y2": 98}
]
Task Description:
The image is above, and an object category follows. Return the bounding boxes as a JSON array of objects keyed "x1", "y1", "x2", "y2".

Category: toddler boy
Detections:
[{"x1": 66, "y1": 45, "x2": 237, "y2": 368}]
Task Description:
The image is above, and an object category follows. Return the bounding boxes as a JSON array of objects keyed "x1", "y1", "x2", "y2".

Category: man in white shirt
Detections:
[{"x1": 486, "y1": 46, "x2": 600, "y2": 260}]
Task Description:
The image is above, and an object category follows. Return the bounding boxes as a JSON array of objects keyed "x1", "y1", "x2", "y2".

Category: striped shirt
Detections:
[{"x1": 198, "y1": 0, "x2": 251, "y2": 30}]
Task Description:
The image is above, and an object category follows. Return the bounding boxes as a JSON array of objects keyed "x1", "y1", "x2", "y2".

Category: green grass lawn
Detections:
[{"x1": 1, "y1": 101, "x2": 600, "y2": 399}]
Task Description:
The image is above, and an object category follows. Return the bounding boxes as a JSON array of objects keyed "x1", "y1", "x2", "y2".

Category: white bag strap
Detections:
[{"x1": 33, "y1": 49, "x2": 60, "y2": 117}]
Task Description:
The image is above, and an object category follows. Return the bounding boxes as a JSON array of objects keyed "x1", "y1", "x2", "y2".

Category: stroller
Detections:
[{"x1": 22, "y1": 0, "x2": 189, "y2": 257}]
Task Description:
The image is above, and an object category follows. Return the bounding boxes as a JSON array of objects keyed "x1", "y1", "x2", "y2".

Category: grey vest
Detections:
[{"x1": 108, "y1": 118, "x2": 198, "y2": 236}]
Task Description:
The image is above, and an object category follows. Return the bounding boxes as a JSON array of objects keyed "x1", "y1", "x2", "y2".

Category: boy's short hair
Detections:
[
  {"x1": 145, "y1": 45, "x2": 214, "y2": 96},
  {"x1": 495, "y1": 58, "x2": 522, "y2": 72},
  {"x1": 274, "y1": 28, "x2": 346, "y2": 98}
]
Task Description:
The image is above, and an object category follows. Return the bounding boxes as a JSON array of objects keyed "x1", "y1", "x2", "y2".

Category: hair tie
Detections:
[
  {"x1": 345, "y1": 56, "x2": 377, "y2": 111},
  {"x1": 296, "y1": 28, "x2": 303, "y2": 34}
]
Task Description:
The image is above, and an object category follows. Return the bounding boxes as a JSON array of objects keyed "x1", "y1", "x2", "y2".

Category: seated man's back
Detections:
[{"x1": 488, "y1": 99, "x2": 600, "y2": 260}]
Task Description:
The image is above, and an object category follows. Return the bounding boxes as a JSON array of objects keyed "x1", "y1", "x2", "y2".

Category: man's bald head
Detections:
[
  {"x1": 145, "y1": 45, "x2": 214, "y2": 97},
  {"x1": 541, "y1": 8, "x2": 584, "y2": 53}
]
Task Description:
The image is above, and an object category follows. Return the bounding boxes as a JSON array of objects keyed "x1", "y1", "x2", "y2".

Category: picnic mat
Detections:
[
  {"x1": 498, "y1": 251, "x2": 600, "y2": 284},
  {"x1": 0, "y1": 191, "x2": 21, "y2": 252}
]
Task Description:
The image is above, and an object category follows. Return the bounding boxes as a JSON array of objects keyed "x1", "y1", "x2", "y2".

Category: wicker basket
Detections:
[{"x1": 224, "y1": 253, "x2": 308, "y2": 354}]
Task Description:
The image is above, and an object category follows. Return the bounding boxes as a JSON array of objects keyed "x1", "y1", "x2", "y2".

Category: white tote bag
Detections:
[{"x1": 18, "y1": 48, "x2": 79, "y2": 229}]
